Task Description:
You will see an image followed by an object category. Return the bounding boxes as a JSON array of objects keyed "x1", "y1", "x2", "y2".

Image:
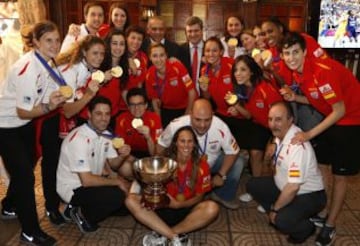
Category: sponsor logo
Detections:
[
  {"x1": 223, "y1": 76, "x2": 231, "y2": 84},
  {"x1": 256, "y1": 101, "x2": 264, "y2": 108},
  {"x1": 170, "y1": 79, "x2": 178, "y2": 86}
]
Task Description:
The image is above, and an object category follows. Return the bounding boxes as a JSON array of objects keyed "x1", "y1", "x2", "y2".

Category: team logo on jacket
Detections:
[
  {"x1": 310, "y1": 91, "x2": 318, "y2": 99},
  {"x1": 256, "y1": 100, "x2": 264, "y2": 108},
  {"x1": 223, "y1": 76, "x2": 231, "y2": 84},
  {"x1": 170, "y1": 79, "x2": 178, "y2": 86},
  {"x1": 104, "y1": 142, "x2": 109, "y2": 152}
]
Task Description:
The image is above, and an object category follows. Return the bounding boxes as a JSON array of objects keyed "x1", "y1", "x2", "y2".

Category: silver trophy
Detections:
[{"x1": 133, "y1": 156, "x2": 177, "y2": 209}]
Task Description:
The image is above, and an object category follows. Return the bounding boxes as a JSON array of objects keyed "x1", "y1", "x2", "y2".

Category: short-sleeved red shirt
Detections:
[
  {"x1": 128, "y1": 51, "x2": 148, "y2": 89},
  {"x1": 200, "y1": 57, "x2": 235, "y2": 116},
  {"x1": 293, "y1": 58, "x2": 360, "y2": 125},
  {"x1": 272, "y1": 33, "x2": 328, "y2": 86},
  {"x1": 166, "y1": 158, "x2": 212, "y2": 200},
  {"x1": 145, "y1": 60, "x2": 195, "y2": 109},
  {"x1": 244, "y1": 81, "x2": 283, "y2": 128},
  {"x1": 115, "y1": 111, "x2": 162, "y2": 152}
]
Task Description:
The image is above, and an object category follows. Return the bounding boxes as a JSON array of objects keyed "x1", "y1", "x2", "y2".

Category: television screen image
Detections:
[{"x1": 317, "y1": 0, "x2": 360, "y2": 48}]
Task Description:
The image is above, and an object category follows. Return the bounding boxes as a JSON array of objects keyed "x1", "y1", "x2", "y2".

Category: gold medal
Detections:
[
  {"x1": 225, "y1": 93, "x2": 238, "y2": 105},
  {"x1": 91, "y1": 70, "x2": 105, "y2": 83},
  {"x1": 176, "y1": 193, "x2": 186, "y2": 202},
  {"x1": 110, "y1": 66, "x2": 123, "y2": 78},
  {"x1": 199, "y1": 75, "x2": 209, "y2": 85}
]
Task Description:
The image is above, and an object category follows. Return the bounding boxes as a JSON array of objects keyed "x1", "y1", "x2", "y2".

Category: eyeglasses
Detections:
[{"x1": 128, "y1": 102, "x2": 146, "y2": 108}]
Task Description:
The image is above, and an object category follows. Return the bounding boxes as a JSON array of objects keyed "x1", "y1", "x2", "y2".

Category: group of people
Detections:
[{"x1": 0, "y1": 1, "x2": 359, "y2": 246}]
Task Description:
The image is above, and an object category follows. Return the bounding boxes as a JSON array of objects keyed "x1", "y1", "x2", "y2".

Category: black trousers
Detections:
[
  {"x1": 40, "y1": 113, "x2": 62, "y2": 211},
  {"x1": 0, "y1": 122, "x2": 41, "y2": 234},
  {"x1": 247, "y1": 176, "x2": 326, "y2": 240},
  {"x1": 69, "y1": 186, "x2": 126, "y2": 224}
]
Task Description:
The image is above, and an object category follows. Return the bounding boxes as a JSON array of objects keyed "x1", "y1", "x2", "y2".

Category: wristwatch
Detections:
[{"x1": 216, "y1": 172, "x2": 227, "y2": 181}]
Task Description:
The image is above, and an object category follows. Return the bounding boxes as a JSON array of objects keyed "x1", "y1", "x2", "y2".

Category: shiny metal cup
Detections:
[{"x1": 134, "y1": 156, "x2": 177, "y2": 209}]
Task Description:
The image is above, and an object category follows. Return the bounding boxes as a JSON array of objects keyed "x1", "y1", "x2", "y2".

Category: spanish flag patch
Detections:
[
  {"x1": 319, "y1": 83, "x2": 336, "y2": 100},
  {"x1": 289, "y1": 169, "x2": 300, "y2": 178}
]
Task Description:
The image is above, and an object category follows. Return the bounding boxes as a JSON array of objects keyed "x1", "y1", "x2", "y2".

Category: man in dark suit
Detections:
[
  {"x1": 178, "y1": 16, "x2": 205, "y2": 94},
  {"x1": 141, "y1": 16, "x2": 180, "y2": 59}
]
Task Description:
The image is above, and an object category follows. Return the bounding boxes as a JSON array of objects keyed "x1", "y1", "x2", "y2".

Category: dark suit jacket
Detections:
[
  {"x1": 141, "y1": 38, "x2": 180, "y2": 60},
  {"x1": 178, "y1": 42, "x2": 205, "y2": 81}
]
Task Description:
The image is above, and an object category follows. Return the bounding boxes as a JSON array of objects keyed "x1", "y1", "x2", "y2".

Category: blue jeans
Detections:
[{"x1": 211, "y1": 152, "x2": 245, "y2": 201}]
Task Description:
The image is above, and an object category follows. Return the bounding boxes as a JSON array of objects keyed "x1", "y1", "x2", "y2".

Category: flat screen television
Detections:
[{"x1": 317, "y1": 0, "x2": 360, "y2": 48}]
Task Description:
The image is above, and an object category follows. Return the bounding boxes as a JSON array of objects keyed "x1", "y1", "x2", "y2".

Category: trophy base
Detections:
[{"x1": 142, "y1": 193, "x2": 170, "y2": 210}]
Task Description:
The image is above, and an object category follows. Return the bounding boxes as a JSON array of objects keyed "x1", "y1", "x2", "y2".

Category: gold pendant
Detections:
[{"x1": 176, "y1": 193, "x2": 186, "y2": 202}]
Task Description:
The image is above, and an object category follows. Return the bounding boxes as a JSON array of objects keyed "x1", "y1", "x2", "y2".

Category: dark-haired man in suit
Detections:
[{"x1": 178, "y1": 16, "x2": 205, "y2": 94}]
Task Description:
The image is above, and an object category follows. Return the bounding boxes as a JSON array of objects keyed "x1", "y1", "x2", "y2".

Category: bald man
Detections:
[
  {"x1": 157, "y1": 99, "x2": 245, "y2": 209},
  {"x1": 141, "y1": 16, "x2": 180, "y2": 60}
]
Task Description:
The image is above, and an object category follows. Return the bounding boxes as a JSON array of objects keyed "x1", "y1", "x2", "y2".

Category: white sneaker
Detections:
[
  {"x1": 239, "y1": 193, "x2": 253, "y2": 202},
  {"x1": 170, "y1": 234, "x2": 192, "y2": 246},
  {"x1": 142, "y1": 231, "x2": 167, "y2": 246},
  {"x1": 257, "y1": 205, "x2": 266, "y2": 213}
]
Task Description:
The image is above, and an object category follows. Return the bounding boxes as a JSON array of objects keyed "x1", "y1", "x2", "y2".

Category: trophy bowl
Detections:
[{"x1": 134, "y1": 156, "x2": 177, "y2": 210}]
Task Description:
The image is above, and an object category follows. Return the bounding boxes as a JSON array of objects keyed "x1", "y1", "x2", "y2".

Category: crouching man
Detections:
[
  {"x1": 247, "y1": 101, "x2": 326, "y2": 244},
  {"x1": 57, "y1": 96, "x2": 132, "y2": 233}
]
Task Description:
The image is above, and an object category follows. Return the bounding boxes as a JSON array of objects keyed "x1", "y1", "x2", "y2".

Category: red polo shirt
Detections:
[
  {"x1": 200, "y1": 57, "x2": 235, "y2": 116},
  {"x1": 245, "y1": 81, "x2": 283, "y2": 128},
  {"x1": 166, "y1": 158, "x2": 211, "y2": 200},
  {"x1": 115, "y1": 111, "x2": 162, "y2": 152},
  {"x1": 293, "y1": 57, "x2": 360, "y2": 125},
  {"x1": 146, "y1": 60, "x2": 195, "y2": 109}
]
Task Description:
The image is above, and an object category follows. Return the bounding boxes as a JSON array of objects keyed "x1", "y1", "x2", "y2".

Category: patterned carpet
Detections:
[{"x1": 1, "y1": 162, "x2": 360, "y2": 245}]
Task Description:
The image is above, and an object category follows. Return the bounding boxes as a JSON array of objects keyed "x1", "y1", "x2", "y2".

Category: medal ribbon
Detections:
[
  {"x1": 155, "y1": 71, "x2": 166, "y2": 98},
  {"x1": 86, "y1": 122, "x2": 117, "y2": 139},
  {"x1": 177, "y1": 160, "x2": 191, "y2": 195},
  {"x1": 273, "y1": 142, "x2": 283, "y2": 165},
  {"x1": 199, "y1": 133, "x2": 208, "y2": 158},
  {"x1": 34, "y1": 51, "x2": 67, "y2": 86}
]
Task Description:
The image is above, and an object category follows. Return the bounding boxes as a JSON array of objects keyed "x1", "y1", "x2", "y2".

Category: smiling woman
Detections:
[{"x1": 0, "y1": 20, "x2": 66, "y2": 246}]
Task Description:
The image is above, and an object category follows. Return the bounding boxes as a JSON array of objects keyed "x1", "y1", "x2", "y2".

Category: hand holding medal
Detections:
[
  {"x1": 227, "y1": 38, "x2": 238, "y2": 47},
  {"x1": 131, "y1": 118, "x2": 144, "y2": 128},
  {"x1": 224, "y1": 91, "x2": 238, "y2": 105},
  {"x1": 91, "y1": 70, "x2": 105, "y2": 83},
  {"x1": 59, "y1": 85, "x2": 73, "y2": 99},
  {"x1": 110, "y1": 66, "x2": 123, "y2": 78},
  {"x1": 112, "y1": 137, "x2": 125, "y2": 149},
  {"x1": 198, "y1": 75, "x2": 209, "y2": 91}
]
